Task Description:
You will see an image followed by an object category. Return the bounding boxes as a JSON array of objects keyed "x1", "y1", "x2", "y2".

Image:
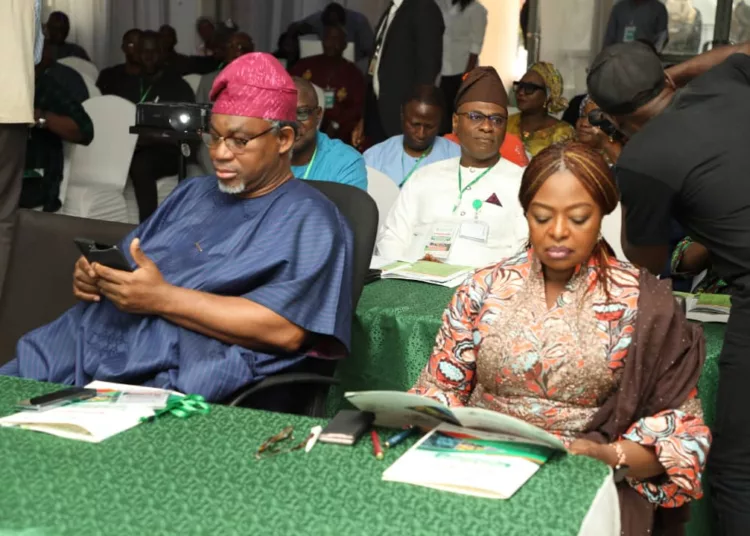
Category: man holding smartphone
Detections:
[{"x1": 1, "y1": 53, "x2": 355, "y2": 412}]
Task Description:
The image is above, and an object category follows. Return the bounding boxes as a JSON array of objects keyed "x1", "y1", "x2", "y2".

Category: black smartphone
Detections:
[
  {"x1": 364, "y1": 269, "x2": 381, "y2": 285},
  {"x1": 17, "y1": 387, "x2": 97, "y2": 411},
  {"x1": 74, "y1": 238, "x2": 133, "y2": 272}
]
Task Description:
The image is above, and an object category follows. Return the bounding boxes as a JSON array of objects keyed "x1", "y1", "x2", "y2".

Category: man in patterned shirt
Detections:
[{"x1": 20, "y1": 50, "x2": 94, "y2": 212}]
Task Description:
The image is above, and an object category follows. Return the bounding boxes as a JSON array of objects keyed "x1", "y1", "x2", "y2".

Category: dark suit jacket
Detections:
[{"x1": 372, "y1": 0, "x2": 444, "y2": 137}]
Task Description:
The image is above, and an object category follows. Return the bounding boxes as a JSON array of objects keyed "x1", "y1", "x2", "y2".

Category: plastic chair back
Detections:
[
  {"x1": 57, "y1": 56, "x2": 99, "y2": 82},
  {"x1": 365, "y1": 166, "x2": 399, "y2": 231},
  {"x1": 67, "y1": 96, "x2": 137, "y2": 190},
  {"x1": 183, "y1": 74, "x2": 201, "y2": 96},
  {"x1": 80, "y1": 74, "x2": 101, "y2": 99}
]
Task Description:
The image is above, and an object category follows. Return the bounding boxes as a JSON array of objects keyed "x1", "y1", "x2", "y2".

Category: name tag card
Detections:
[
  {"x1": 424, "y1": 224, "x2": 458, "y2": 261},
  {"x1": 459, "y1": 221, "x2": 489, "y2": 243}
]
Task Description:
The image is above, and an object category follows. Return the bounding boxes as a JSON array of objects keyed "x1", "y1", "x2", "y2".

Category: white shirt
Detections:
[
  {"x1": 377, "y1": 156, "x2": 528, "y2": 267},
  {"x1": 373, "y1": 0, "x2": 404, "y2": 98},
  {"x1": 439, "y1": 1, "x2": 488, "y2": 76},
  {"x1": 0, "y1": 0, "x2": 36, "y2": 123}
]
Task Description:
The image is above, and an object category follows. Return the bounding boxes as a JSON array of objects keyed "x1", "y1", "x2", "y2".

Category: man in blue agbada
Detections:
[{"x1": 0, "y1": 52, "x2": 354, "y2": 404}]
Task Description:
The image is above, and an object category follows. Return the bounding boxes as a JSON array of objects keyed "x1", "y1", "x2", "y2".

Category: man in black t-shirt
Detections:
[
  {"x1": 588, "y1": 41, "x2": 750, "y2": 535},
  {"x1": 117, "y1": 31, "x2": 196, "y2": 222},
  {"x1": 96, "y1": 29, "x2": 142, "y2": 96}
]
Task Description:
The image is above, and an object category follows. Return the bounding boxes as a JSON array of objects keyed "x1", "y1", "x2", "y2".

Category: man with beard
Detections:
[{"x1": 1, "y1": 53, "x2": 355, "y2": 407}]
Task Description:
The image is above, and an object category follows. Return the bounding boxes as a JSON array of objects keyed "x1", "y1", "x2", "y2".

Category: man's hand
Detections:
[
  {"x1": 352, "y1": 118, "x2": 365, "y2": 148},
  {"x1": 93, "y1": 238, "x2": 171, "y2": 314},
  {"x1": 73, "y1": 255, "x2": 101, "y2": 303}
]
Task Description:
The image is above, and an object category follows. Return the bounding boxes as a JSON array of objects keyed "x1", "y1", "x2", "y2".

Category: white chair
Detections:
[
  {"x1": 600, "y1": 203, "x2": 625, "y2": 260},
  {"x1": 80, "y1": 73, "x2": 101, "y2": 99},
  {"x1": 60, "y1": 96, "x2": 138, "y2": 223},
  {"x1": 183, "y1": 74, "x2": 202, "y2": 96},
  {"x1": 57, "y1": 56, "x2": 99, "y2": 83},
  {"x1": 366, "y1": 166, "x2": 400, "y2": 231}
]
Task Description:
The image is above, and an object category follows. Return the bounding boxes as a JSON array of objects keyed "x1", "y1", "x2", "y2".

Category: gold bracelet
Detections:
[{"x1": 610, "y1": 441, "x2": 627, "y2": 467}]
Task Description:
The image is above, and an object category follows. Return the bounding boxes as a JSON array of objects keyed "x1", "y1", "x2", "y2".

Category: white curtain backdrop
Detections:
[
  {"x1": 224, "y1": 0, "x2": 391, "y2": 54},
  {"x1": 538, "y1": 0, "x2": 615, "y2": 99},
  {"x1": 41, "y1": 0, "x2": 390, "y2": 70},
  {"x1": 42, "y1": 0, "x2": 170, "y2": 69}
]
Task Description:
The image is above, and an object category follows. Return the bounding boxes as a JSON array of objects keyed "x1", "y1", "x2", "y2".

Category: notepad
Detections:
[
  {"x1": 674, "y1": 292, "x2": 730, "y2": 323},
  {"x1": 345, "y1": 391, "x2": 565, "y2": 499},
  {"x1": 0, "y1": 381, "x2": 177, "y2": 443},
  {"x1": 380, "y1": 260, "x2": 472, "y2": 287}
]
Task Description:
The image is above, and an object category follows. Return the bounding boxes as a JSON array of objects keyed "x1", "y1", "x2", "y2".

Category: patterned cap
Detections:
[{"x1": 210, "y1": 52, "x2": 297, "y2": 122}]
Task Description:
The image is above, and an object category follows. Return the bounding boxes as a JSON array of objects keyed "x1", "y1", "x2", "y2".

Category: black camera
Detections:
[{"x1": 587, "y1": 109, "x2": 627, "y2": 144}]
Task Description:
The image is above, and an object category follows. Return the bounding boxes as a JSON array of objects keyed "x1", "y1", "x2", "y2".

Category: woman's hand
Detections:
[{"x1": 568, "y1": 438, "x2": 618, "y2": 466}]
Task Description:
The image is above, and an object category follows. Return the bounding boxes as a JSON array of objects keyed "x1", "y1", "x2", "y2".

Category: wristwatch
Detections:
[
  {"x1": 35, "y1": 113, "x2": 47, "y2": 129},
  {"x1": 610, "y1": 442, "x2": 630, "y2": 483}
]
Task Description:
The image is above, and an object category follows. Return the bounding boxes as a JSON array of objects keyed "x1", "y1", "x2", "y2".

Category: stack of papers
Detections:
[
  {"x1": 675, "y1": 292, "x2": 731, "y2": 323},
  {"x1": 380, "y1": 260, "x2": 473, "y2": 287},
  {"x1": 0, "y1": 381, "x2": 178, "y2": 443}
]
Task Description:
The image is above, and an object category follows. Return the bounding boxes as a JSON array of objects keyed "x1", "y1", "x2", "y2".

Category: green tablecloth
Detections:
[
  {"x1": 337, "y1": 279, "x2": 727, "y2": 536},
  {"x1": 0, "y1": 377, "x2": 612, "y2": 536}
]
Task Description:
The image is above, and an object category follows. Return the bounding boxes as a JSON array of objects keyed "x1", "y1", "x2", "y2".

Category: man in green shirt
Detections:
[{"x1": 22, "y1": 62, "x2": 94, "y2": 212}]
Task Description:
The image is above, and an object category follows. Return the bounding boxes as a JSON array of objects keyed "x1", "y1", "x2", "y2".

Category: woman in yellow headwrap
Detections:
[{"x1": 508, "y1": 62, "x2": 575, "y2": 157}]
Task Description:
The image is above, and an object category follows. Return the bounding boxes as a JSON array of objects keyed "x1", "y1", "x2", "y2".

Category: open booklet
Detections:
[
  {"x1": 379, "y1": 260, "x2": 472, "y2": 288},
  {"x1": 674, "y1": 292, "x2": 730, "y2": 323},
  {"x1": 345, "y1": 391, "x2": 566, "y2": 499},
  {"x1": 0, "y1": 381, "x2": 178, "y2": 443}
]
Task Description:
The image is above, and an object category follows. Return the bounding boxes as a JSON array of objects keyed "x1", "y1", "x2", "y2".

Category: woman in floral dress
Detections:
[{"x1": 411, "y1": 141, "x2": 710, "y2": 535}]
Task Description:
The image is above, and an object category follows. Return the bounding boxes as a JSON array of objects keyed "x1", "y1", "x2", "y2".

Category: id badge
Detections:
[
  {"x1": 459, "y1": 221, "x2": 489, "y2": 243},
  {"x1": 324, "y1": 90, "x2": 335, "y2": 110},
  {"x1": 623, "y1": 25, "x2": 636, "y2": 42},
  {"x1": 424, "y1": 224, "x2": 457, "y2": 261}
]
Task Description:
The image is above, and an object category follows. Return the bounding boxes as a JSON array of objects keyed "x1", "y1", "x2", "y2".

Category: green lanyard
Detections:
[
  {"x1": 139, "y1": 79, "x2": 153, "y2": 104},
  {"x1": 400, "y1": 150, "x2": 429, "y2": 188},
  {"x1": 302, "y1": 146, "x2": 318, "y2": 180},
  {"x1": 453, "y1": 164, "x2": 496, "y2": 213}
]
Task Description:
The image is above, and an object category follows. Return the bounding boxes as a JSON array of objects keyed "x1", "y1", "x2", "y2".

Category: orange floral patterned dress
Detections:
[{"x1": 412, "y1": 249, "x2": 711, "y2": 508}]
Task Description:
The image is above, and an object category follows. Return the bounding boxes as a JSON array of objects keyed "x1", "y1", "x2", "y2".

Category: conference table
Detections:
[
  {"x1": 335, "y1": 279, "x2": 726, "y2": 536},
  {"x1": 0, "y1": 376, "x2": 616, "y2": 536}
]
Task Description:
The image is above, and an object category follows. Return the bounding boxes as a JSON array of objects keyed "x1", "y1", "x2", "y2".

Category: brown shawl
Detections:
[{"x1": 583, "y1": 269, "x2": 706, "y2": 536}]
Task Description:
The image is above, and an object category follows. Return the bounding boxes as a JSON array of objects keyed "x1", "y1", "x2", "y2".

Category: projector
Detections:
[{"x1": 136, "y1": 102, "x2": 212, "y2": 133}]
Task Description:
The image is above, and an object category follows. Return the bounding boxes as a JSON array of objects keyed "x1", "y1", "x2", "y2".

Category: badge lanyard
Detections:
[
  {"x1": 400, "y1": 150, "x2": 430, "y2": 188},
  {"x1": 453, "y1": 165, "x2": 495, "y2": 213},
  {"x1": 302, "y1": 146, "x2": 318, "y2": 180},
  {"x1": 139, "y1": 79, "x2": 153, "y2": 104}
]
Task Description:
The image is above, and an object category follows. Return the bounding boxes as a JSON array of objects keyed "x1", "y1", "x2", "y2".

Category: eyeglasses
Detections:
[
  {"x1": 296, "y1": 107, "x2": 320, "y2": 122},
  {"x1": 201, "y1": 127, "x2": 273, "y2": 155},
  {"x1": 456, "y1": 111, "x2": 507, "y2": 128},
  {"x1": 255, "y1": 426, "x2": 310, "y2": 460},
  {"x1": 513, "y1": 81, "x2": 546, "y2": 95}
]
